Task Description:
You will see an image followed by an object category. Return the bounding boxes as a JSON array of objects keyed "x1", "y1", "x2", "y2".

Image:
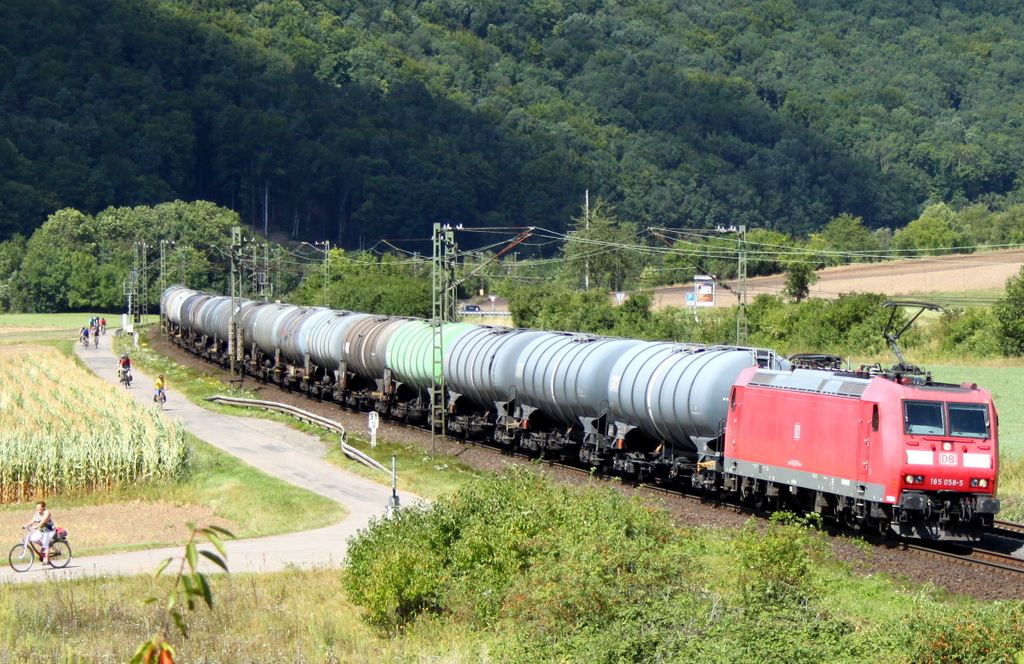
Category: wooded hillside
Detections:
[{"x1": 4, "y1": 0, "x2": 1024, "y2": 248}]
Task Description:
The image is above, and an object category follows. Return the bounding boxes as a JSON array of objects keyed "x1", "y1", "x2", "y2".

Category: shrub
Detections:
[
  {"x1": 342, "y1": 468, "x2": 692, "y2": 631},
  {"x1": 895, "y1": 603, "x2": 1024, "y2": 664},
  {"x1": 936, "y1": 307, "x2": 1002, "y2": 358}
]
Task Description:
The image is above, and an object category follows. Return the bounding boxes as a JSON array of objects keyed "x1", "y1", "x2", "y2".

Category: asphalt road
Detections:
[{"x1": 0, "y1": 330, "x2": 417, "y2": 583}]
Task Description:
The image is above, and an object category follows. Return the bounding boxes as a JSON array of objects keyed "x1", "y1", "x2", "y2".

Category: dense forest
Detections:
[{"x1": 6, "y1": 0, "x2": 1024, "y2": 249}]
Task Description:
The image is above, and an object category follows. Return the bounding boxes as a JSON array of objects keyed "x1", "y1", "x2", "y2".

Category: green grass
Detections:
[
  {"x1": 0, "y1": 312, "x2": 109, "y2": 327},
  {"x1": 0, "y1": 483, "x2": 1010, "y2": 663},
  {"x1": 908, "y1": 287, "x2": 1004, "y2": 308}
]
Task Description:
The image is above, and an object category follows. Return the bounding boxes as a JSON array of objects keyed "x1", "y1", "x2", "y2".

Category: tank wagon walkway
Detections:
[{"x1": 0, "y1": 331, "x2": 416, "y2": 583}]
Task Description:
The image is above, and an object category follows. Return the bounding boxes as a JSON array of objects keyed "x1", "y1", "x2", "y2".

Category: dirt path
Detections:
[{"x1": 653, "y1": 247, "x2": 1024, "y2": 308}]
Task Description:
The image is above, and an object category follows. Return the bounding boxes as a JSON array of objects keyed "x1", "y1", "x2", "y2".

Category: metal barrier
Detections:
[{"x1": 205, "y1": 395, "x2": 394, "y2": 480}]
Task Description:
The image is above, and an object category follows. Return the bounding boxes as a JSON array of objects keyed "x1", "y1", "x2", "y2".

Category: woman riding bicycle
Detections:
[
  {"x1": 23, "y1": 501, "x2": 54, "y2": 565},
  {"x1": 154, "y1": 375, "x2": 166, "y2": 403}
]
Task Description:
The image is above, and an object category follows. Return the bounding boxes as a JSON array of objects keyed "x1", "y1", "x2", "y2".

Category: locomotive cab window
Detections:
[
  {"x1": 948, "y1": 403, "x2": 989, "y2": 439},
  {"x1": 904, "y1": 401, "x2": 944, "y2": 435}
]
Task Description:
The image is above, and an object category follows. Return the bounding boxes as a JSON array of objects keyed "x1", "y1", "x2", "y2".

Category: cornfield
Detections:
[{"x1": 0, "y1": 345, "x2": 191, "y2": 502}]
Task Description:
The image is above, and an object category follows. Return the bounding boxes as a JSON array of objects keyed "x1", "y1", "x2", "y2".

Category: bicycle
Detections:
[
  {"x1": 80, "y1": 335, "x2": 89, "y2": 349},
  {"x1": 154, "y1": 388, "x2": 167, "y2": 405},
  {"x1": 118, "y1": 367, "x2": 133, "y2": 388},
  {"x1": 9, "y1": 527, "x2": 72, "y2": 571},
  {"x1": 93, "y1": 333, "x2": 100, "y2": 348}
]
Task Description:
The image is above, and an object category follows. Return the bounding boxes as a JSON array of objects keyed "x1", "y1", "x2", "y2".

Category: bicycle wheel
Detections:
[
  {"x1": 8, "y1": 544, "x2": 33, "y2": 572},
  {"x1": 47, "y1": 540, "x2": 72, "y2": 569}
]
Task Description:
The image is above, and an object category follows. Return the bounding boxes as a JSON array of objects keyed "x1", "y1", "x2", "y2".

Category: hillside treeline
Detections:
[
  {"x1": 7, "y1": 0, "x2": 1024, "y2": 246},
  {"x1": 7, "y1": 200, "x2": 1024, "y2": 362}
]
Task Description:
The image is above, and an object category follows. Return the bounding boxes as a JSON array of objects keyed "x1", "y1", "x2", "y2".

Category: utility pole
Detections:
[
  {"x1": 650, "y1": 225, "x2": 749, "y2": 346},
  {"x1": 123, "y1": 241, "x2": 148, "y2": 326},
  {"x1": 123, "y1": 251, "x2": 137, "y2": 331},
  {"x1": 322, "y1": 240, "x2": 330, "y2": 307},
  {"x1": 431, "y1": 223, "x2": 457, "y2": 456},
  {"x1": 228, "y1": 227, "x2": 243, "y2": 385},
  {"x1": 584, "y1": 190, "x2": 590, "y2": 290},
  {"x1": 255, "y1": 243, "x2": 272, "y2": 302},
  {"x1": 736, "y1": 225, "x2": 748, "y2": 346},
  {"x1": 159, "y1": 240, "x2": 171, "y2": 343},
  {"x1": 137, "y1": 242, "x2": 149, "y2": 324}
]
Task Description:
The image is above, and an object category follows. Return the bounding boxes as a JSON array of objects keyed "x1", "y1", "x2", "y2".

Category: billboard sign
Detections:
[{"x1": 694, "y1": 275, "x2": 715, "y2": 307}]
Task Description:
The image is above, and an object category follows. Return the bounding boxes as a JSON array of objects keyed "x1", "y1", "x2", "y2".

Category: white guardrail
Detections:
[
  {"x1": 205, "y1": 395, "x2": 394, "y2": 480},
  {"x1": 456, "y1": 310, "x2": 507, "y2": 316}
]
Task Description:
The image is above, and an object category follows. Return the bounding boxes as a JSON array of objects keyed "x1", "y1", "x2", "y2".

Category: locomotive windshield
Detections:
[
  {"x1": 903, "y1": 400, "x2": 990, "y2": 438},
  {"x1": 948, "y1": 403, "x2": 989, "y2": 438},
  {"x1": 904, "y1": 401, "x2": 944, "y2": 435}
]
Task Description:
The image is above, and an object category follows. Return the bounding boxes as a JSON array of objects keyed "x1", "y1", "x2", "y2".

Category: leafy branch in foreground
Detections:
[{"x1": 129, "y1": 522, "x2": 235, "y2": 664}]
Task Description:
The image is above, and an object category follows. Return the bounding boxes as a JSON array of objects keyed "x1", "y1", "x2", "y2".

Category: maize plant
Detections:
[{"x1": 0, "y1": 345, "x2": 191, "y2": 502}]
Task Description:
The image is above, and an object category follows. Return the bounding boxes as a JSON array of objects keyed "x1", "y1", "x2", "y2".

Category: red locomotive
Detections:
[
  {"x1": 712, "y1": 303, "x2": 999, "y2": 540},
  {"x1": 722, "y1": 365, "x2": 998, "y2": 539}
]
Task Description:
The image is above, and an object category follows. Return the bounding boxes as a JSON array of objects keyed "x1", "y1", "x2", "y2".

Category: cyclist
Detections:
[
  {"x1": 154, "y1": 374, "x2": 166, "y2": 402},
  {"x1": 80, "y1": 326, "x2": 90, "y2": 347},
  {"x1": 118, "y1": 354, "x2": 133, "y2": 384},
  {"x1": 23, "y1": 501, "x2": 54, "y2": 565},
  {"x1": 99, "y1": 317, "x2": 106, "y2": 335}
]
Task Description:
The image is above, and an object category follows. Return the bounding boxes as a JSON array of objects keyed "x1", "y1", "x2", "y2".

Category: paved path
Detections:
[{"x1": 0, "y1": 330, "x2": 416, "y2": 583}]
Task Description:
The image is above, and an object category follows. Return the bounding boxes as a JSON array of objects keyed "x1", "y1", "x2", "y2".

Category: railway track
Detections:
[{"x1": 904, "y1": 541, "x2": 1024, "y2": 577}]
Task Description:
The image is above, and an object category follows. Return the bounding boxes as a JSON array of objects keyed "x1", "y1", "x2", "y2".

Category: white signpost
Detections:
[
  {"x1": 368, "y1": 411, "x2": 379, "y2": 447},
  {"x1": 488, "y1": 293, "x2": 497, "y2": 311}
]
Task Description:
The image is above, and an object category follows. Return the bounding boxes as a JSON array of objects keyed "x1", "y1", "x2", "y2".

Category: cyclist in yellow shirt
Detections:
[{"x1": 154, "y1": 375, "x2": 166, "y2": 403}]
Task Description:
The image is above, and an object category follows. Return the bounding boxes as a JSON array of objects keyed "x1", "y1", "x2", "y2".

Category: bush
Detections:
[
  {"x1": 994, "y1": 266, "x2": 1024, "y2": 356},
  {"x1": 937, "y1": 307, "x2": 1003, "y2": 358},
  {"x1": 894, "y1": 603, "x2": 1024, "y2": 664},
  {"x1": 747, "y1": 292, "x2": 896, "y2": 355},
  {"x1": 342, "y1": 469, "x2": 692, "y2": 631}
]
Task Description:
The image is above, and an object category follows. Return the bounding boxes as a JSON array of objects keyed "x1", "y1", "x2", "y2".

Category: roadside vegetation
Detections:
[{"x1": 3, "y1": 470, "x2": 1024, "y2": 663}]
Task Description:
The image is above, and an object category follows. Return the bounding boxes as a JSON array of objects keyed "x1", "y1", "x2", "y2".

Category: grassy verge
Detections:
[
  {"x1": 0, "y1": 480, "x2": 1015, "y2": 663},
  {"x1": 118, "y1": 327, "x2": 483, "y2": 501}
]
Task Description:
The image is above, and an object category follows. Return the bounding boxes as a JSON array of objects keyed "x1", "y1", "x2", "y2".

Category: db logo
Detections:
[{"x1": 939, "y1": 452, "x2": 957, "y2": 466}]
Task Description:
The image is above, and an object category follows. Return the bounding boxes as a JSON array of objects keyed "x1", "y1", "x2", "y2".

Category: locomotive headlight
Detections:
[
  {"x1": 971, "y1": 478, "x2": 989, "y2": 488},
  {"x1": 905, "y1": 474, "x2": 915, "y2": 483},
  {"x1": 904, "y1": 475, "x2": 925, "y2": 485},
  {"x1": 942, "y1": 441, "x2": 953, "y2": 451}
]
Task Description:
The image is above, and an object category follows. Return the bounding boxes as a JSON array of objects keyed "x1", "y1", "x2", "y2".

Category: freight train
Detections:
[{"x1": 160, "y1": 286, "x2": 1000, "y2": 541}]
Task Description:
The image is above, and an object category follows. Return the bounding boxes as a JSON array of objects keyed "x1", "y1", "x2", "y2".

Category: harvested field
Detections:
[{"x1": 653, "y1": 247, "x2": 1024, "y2": 308}]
